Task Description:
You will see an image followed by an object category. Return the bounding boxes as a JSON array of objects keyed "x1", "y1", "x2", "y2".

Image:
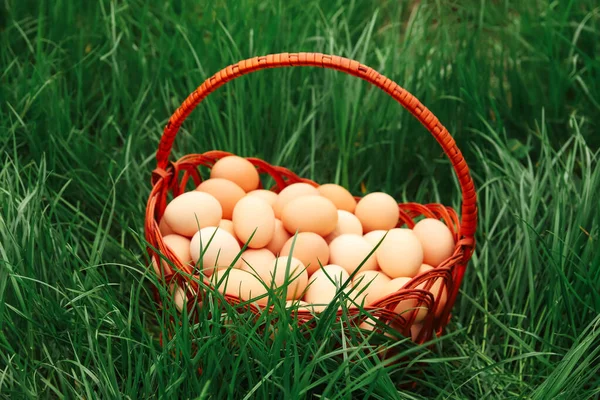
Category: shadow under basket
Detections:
[{"x1": 145, "y1": 53, "x2": 477, "y2": 345}]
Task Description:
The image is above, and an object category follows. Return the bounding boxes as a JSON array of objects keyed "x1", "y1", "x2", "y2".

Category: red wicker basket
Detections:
[{"x1": 145, "y1": 52, "x2": 477, "y2": 344}]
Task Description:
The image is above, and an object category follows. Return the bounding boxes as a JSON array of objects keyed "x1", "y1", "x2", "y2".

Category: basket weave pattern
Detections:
[{"x1": 145, "y1": 53, "x2": 477, "y2": 344}]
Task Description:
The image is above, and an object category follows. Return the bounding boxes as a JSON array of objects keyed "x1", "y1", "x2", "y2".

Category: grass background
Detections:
[{"x1": 1, "y1": 0, "x2": 600, "y2": 398}]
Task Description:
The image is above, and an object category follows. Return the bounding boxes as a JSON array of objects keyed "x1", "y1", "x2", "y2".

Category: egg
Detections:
[
  {"x1": 329, "y1": 234, "x2": 378, "y2": 274},
  {"x1": 410, "y1": 323, "x2": 425, "y2": 342},
  {"x1": 281, "y1": 196, "x2": 338, "y2": 236},
  {"x1": 240, "y1": 248, "x2": 276, "y2": 272},
  {"x1": 151, "y1": 256, "x2": 171, "y2": 278},
  {"x1": 169, "y1": 282, "x2": 188, "y2": 312},
  {"x1": 246, "y1": 189, "x2": 278, "y2": 207},
  {"x1": 163, "y1": 191, "x2": 222, "y2": 237},
  {"x1": 359, "y1": 319, "x2": 396, "y2": 339},
  {"x1": 280, "y1": 232, "x2": 330, "y2": 275},
  {"x1": 352, "y1": 271, "x2": 392, "y2": 305},
  {"x1": 218, "y1": 219, "x2": 236, "y2": 237},
  {"x1": 262, "y1": 256, "x2": 308, "y2": 300},
  {"x1": 158, "y1": 218, "x2": 175, "y2": 236},
  {"x1": 354, "y1": 192, "x2": 399, "y2": 233},
  {"x1": 190, "y1": 227, "x2": 242, "y2": 275},
  {"x1": 265, "y1": 219, "x2": 292, "y2": 255},
  {"x1": 317, "y1": 183, "x2": 357, "y2": 212},
  {"x1": 272, "y1": 183, "x2": 319, "y2": 218},
  {"x1": 195, "y1": 178, "x2": 245, "y2": 220},
  {"x1": 210, "y1": 268, "x2": 269, "y2": 305},
  {"x1": 383, "y1": 277, "x2": 427, "y2": 322},
  {"x1": 210, "y1": 156, "x2": 260, "y2": 192},
  {"x1": 325, "y1": 210, "x2": 363, "y2": 243},
  {"x1": 285, "y1": 299, "x2": 308, "y2": 308},
  {"x1": 363, "y1": 230, "x2": 387, "y2": 248},
  {"x1": 416, "y1": 264, "x2": 448, "y2": 317},
  {"x1": 162, "y1": 234, "x2": 192, "y2": 266},
  {"x1": 412, "y1": 218, "x2": 456, "y2": 267},
  {"x1": 376, "y1": 228, "x2": 423, "y2": 278},
  {"x1": 232, "y1": 196, "x2": 275, "y2": 248},
  {"x1": 304, "y1": 264, "x2": 351, "y2": 311}
]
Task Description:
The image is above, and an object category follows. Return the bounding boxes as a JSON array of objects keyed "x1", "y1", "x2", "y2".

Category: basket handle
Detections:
[{"x1": 155, "y1": 52, "x2": 477, "y2": 241}]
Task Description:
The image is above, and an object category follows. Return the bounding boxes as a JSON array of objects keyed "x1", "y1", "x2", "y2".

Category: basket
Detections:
[{"x1": 145, "y1": 52, "x2": 477, "y2": 344}]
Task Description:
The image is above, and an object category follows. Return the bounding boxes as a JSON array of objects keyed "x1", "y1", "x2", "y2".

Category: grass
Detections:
[{"x1": 1, "y1": 0, "x2": 599, "y2": 398}]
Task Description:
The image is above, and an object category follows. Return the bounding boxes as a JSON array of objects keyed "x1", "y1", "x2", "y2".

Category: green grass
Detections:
[{"x1": 1, "y1": 0, "x2": 600, "y2": 398}]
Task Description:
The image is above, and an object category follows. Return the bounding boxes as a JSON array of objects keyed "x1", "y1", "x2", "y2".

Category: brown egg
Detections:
[
  {"x1": 325, "y1": 210, "x2": 363, "y2": 243},
  {"x1": 161, "y1": 234, "x2": 192, "y2": 266},
  {"x1": 359, "y1": 319, "x2": 396, "y2": 339},
  {"x1": 376, "y1": 228, "x2": 423, "y2": 278},
  {"x1": 163, "y1": 191, "x2": 222, "y2": 237},
  {"x1": 264, "y1": 256, "x2": 309, "y2": 300},
  {"x1": 352, "y1": 271, "x2": 392, "y2": 305},
  {"x1": 317, "y1": 183, "x2": 357, "y2": 212},
  {"x1": 158, "y1": 218, "x2": 175, "y2": 236},
  {"x1": 218, "y1": 219, "x2": 236, "y2": 237},
  {"x1": 151, "y1": 256, "x2": 171, "y2": 278},
  {"x1": 280, "y1": 232, "x2": 330, "y2": 275},
  {"x1": 265, "y1": 219, "x2": 292, "y2": 255},
  {"x1": 210, "y1": 156, "x2": 260, "y2": 192},
  {"x1": 210, "y1": 268, "x2": 269, "y2": 306},
  {"x1": 410, "y1": 323, "x2": 426, "y2": 342},
  {"x1": 232, "y1": 196, "x2": 275, "y2": 248},
  {"x1": 363, "y1": 230, "x2": 387, "y2": 248},
  {"x1": 383, "y1": 277, "x2": 427, "y2": 322},
  {"x1": 329, "y1": 234, "x2": 378, "y2": 274},
  {"x1": 190, "y1": 227, "x2": 242, "y2": 275},
  {"x1": 196, "y1": 178, "x2": 245, "y2": 220},
  {"x1": 272, "y1": 183, "x2": 319, "y2": 218},
  {"x1": 240, "y1": 248, "x2": 276, "y2": 272},
  {"x1": 354, "y1": 192, "x2": 399, "y2": 233},
  {"x1": 169, "y1": 282, "x2": 188, "y2": 312},
  {"x1": 412, "y1": 218, "x2": 456, "y2": 267},
  {"x1": 281, "y1": 196, "x2": 338, "y2": 236},
  {"x1": 416, "y1": 264, "x2": 448, "y2": 317},
  {"x1": 246, "y1": 189, "x2": 278, "y2": 207},
  {"x1": 304, "y1": 265, "x2": 351, "y2": 311}
]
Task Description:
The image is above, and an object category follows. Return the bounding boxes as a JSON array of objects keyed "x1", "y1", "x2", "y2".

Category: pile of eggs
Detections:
[{"x1": 155, "y1": 156, "x2": 455, "y2": 320}]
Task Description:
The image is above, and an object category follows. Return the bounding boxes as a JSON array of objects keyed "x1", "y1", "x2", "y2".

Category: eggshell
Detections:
[
  {"x1": 416, "y1": 264, "x2": 448, "y2": 317},
  {"x1": 363, "y1": 230, "x2": 387, "y2": 248},
  {"x1": 412, "y1": 218, "x2": 456, "y2": 267},
  {"x1": 232, "y1": 196, "x2": 275, "y2": 248},
  {"x1": 262, "y1": 256, "x2": 308, "y2": 300},
  {"x1": 190, "y1": 227, "x2": 242, "y2": 275},
  {"x1": 281, "y1": 196, "x2": 338, "y2": 236},
  {"x1": 218, "y1": 219, "x2": 236, "y2": 237},
  {"x1": 210, "y1": 268, "x2": 269, "y2": 305},
  {"x1": 196, "y1": 178, "x2": 245, "y2": 220},
  {"x1": 359, "y1": 319, "x2": 396, "y2": 339},
  {"x1": 246, "y1": 189, "x2": 278, "y2": 207},
  {"x1": 265, "y1": 219, "x2": 292, "y2": 255},
  {"x1": 162, "y1": 234, "x2": 192, "y2": 265},
  {"x1": 210, "y1": 156, "x2": 260, "y2": 192},
  {"x1": 280, "y1": 232, "x2": 329, "y2": 275},
  {"x1": 163, "y1": 191, "x2": 222, "y2": 237},
  {"x1": 383, "y1": 277, "x2": 427, "y2": 322},
  {"x1": 304, "y1": 265, "x2": 351, "y2": 311},
  {"x1": 381, "y1": 276, "x2": 428, "y2": 323},
  {"x1": 317, "y1": 184, "x2": 357, "y2": 212},
  {"x1": 325, "y1": 210, "x2": 363, "y2": 243},
  {"x1": 272, "y1": 183, "x2": 319, "y2": 218},
  {"x1": 329, "y1": 234, "x2": 378, "y2": 274},
  {"x1": 376, "y1": 228, "x2": 423, "y2": 278},
  {"x1": 169, "y1": 282, "x2": 188, "y2": 312},
  {"x1": 240, "y1": 248, "x2": 276, "y2": 272},
  {"x1": 354, "y1": 192, "x2": 399, "y2": 233},
  {"x1": 151, "y1": 257, "x2": 171, "y2": 278},
  {"x1": 352, "y1": 271, "x2": 392, "y2": 305},
  {"x1": 158, "y1": 218, "x2": 175, "y2": 236}
]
